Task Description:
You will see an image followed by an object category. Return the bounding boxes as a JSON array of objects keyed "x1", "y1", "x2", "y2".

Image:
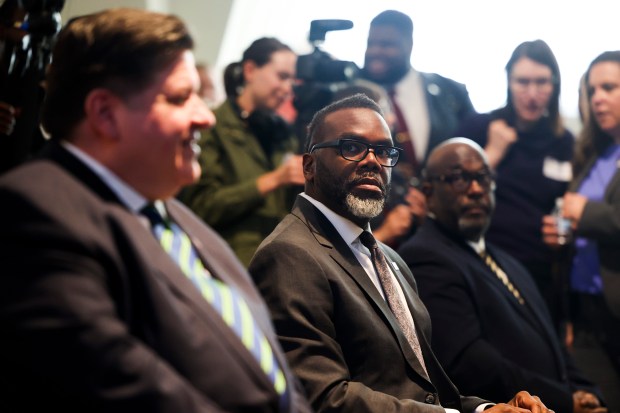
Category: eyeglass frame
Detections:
[
  {"x1": 309, "y1": 138, "x2": 403, "y2": 167},
  {"x1": 426, "y1": 169, "x2": 496, "y2": 192}
]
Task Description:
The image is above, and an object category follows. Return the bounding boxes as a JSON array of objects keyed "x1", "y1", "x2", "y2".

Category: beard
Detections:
[
  {"x1": 345, "y1": 193, "x2": 385, "y2": 219},
  {"x1": 314, "y1": 157, "x2": 390, "y2": 220},
  {"x1": 361, "y1": 60, "x2": 410, "y2": 86}
]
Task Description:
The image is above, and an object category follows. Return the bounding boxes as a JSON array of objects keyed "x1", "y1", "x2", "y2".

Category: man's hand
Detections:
[
  {"x1": 573, "y1": 390, "x2": 607, "y2": 413},
  {"x1": 485, "y1": 391, "x2": 553, "y2": 413}
]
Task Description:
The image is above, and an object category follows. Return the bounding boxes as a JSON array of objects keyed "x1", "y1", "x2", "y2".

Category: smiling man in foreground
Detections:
[
  {"x1": 249, "y1": 94, "x2": 553, "y2": 413},
  {"x1": 0, "y1": 8, "x2": 312, "y2": 413}
]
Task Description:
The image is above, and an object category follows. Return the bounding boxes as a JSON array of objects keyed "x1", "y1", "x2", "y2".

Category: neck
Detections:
[{"x1": 236, "y1": 93, "x2": 255, "y2": 114}]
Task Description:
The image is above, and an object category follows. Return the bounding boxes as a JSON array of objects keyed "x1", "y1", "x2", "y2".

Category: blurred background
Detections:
[{"x1": 60, "y1": 0, "x2": 620, "y2": 132}]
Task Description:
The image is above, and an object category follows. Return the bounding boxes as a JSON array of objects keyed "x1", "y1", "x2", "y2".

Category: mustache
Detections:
[
  {"x1": 346, "y1": 172, "x2": 388, "y2": 194},
  {"x1": 460, "y1": 201, "x2": 491, "y2": 214}
]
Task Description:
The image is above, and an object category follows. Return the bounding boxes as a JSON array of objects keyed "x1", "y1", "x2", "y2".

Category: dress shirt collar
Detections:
[
  {"x1": 467, "y1": 237, "x2": 486, "y2": 255},
  {"x1": 299, "y1": 193, "x2": 371, "y2": 245},
  {"x1": 61, "y1": 141, "x2": 148, "y2": 213}
]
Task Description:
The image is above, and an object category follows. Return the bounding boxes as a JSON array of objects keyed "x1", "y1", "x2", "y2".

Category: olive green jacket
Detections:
[{"x1": 179, "y1": 99, "x2": 301, "y2": 266}]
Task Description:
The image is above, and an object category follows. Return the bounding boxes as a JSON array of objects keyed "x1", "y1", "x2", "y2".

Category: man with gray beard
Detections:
[{"x1": 249, "y1": 94, "x2": 554, "y2": 413}]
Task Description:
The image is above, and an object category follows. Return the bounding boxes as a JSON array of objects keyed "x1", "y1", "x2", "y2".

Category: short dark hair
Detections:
[
  {"x1": 42, "y1": 8, "x2": 194, "y2": 139},
  {"x1": 370, "y1": 10, "x2": 413, "y2": 38},
  {"x1": 305, "y1": 93, "x2": 384, "y2": 152}
]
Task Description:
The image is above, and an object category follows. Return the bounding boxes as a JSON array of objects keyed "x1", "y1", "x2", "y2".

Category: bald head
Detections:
[
  {"x1": 425, "y1": 138, "x2": 488, "y2": 178},
  {"x1": 423, "y1": 138, "x2": 495, "y2": 241}
]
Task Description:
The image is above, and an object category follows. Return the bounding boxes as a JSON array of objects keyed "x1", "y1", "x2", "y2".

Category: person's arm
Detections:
[
  {"x1": 180, "y1": 127, "x2": 303, "y2": 228},
  {"x1": 483, "y1": 119, "x2": 518, "y2": 171},
  {"x1": 564, "y1": 192, "x2": 620, "y2": 243},
  {"x1": 0, "y1": 189, "x2": 226, "y2": 412},
  {"x1": 179, "y1": 127, "x2": 266, "y2": 227}
]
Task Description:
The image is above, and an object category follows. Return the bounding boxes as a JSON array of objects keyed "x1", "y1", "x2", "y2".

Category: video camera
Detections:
[
  {"x1": 293, "y1": 19, "x2": 359, "y2": 145},
  {"x1": 0, "y1": 0, "x2": 64, "y2": 108},
  {"x1": 0, "y1": 0, "x2": 64, "y2": 172}
]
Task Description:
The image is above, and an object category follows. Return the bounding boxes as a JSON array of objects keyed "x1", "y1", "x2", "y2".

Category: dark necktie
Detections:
[
  {"x1": 387, "y1": 88, "x2": 418, "y2": 171},
  {"x1": 479, "y1": 250, "x2": 525, "y2": 305},
  {"x1": 141, "y1": 204, "x2": 289, "y2": 407},
  {"x1": 359, "y1": 231, "x2": 428, "y2": 375}
]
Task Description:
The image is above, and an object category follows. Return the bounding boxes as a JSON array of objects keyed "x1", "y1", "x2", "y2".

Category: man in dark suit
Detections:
[
  {"x1": 0, "y1": 8, "x2": 311, "y2": 413},
  {"x1": 362, "y1": 9, "x2": 476, "y2": 246},
  {"x1": 249, "y1": 94, "x2": 552, "y2": 413},
  {"x1": 362, "y1": 10, "x2": 475, "y2": 169},
  {"x1": 397, "y1": 138, "x2": 605, "y2": 413}
]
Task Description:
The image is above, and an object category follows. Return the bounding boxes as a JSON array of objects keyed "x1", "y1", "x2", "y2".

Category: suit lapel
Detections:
[{"x1": 296, "y1": 198, "x2": 432, "y2": 383}]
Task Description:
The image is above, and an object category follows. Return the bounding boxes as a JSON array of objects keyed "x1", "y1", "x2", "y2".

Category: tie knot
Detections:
[
  {"x1": 140, "y1": 203, "x2": 166, "y2": 227},
  {"x1": 359, "y1": 231, "x2": 378, "y2": 250}
]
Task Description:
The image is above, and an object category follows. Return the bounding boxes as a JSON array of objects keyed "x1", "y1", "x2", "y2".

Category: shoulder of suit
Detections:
[{"x1": 420, "y1": 71, "x2": 466, "y2": 89}]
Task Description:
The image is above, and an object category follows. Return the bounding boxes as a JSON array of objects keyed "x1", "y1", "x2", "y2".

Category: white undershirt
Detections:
[
  {"x1": 394, "y1": 68, "x2": 430, "y2": 161},
  {"x1": 299, "y1": 193, "x2": 417, "y2": 341}
]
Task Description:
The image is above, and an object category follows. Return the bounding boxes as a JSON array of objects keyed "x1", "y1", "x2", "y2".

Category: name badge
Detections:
[{"x1": 543, "y1": 157, "x2": 572, "y2": 182}]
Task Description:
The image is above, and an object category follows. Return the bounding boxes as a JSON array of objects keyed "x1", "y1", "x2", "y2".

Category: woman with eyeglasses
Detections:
[
  {"x1": 543, "y1": 51, "x2": 620, "y2": 411},
  {"x1": 179, "y1": 37, "x2": 304, "y2": 267},
  {"x1": 455, "y1": 39, "x2": 574, "y2": 331}
]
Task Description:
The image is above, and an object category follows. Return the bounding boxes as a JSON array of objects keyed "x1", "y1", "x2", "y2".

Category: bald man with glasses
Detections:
[{"x1": 398, "y1": 138, "x2": 605, "y2": 413}]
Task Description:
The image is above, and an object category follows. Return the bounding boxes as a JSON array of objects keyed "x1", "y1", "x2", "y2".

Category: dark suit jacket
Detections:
[
  {"x1": 420, "y1": 72, "x2": 476, "y2": 163},
  {"x1": 249, "y1": 196, "x2": 487, "y2": 413},
  {"x1": 570, "y1": 155, "x2": 620, "y2": 318},
  {"x1": 398, "y1": 219, "x2": 600, "y2": 412},
  {"x1": 0, "y1": 142, "x2": 311, "y2": 413}
]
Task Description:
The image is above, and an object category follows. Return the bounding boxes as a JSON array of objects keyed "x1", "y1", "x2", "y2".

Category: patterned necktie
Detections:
[
  {"x1": 359, "y1": 231, "x2": 428, "y2": 375},
  {"x1": 479, "y1": 250, "x2": 525, "y2": 305},
  {"x1": 141, "y1": 204, "x2": 288, "y2": 408}
]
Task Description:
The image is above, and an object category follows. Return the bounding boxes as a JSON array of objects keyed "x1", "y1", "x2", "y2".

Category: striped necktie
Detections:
[
  {"x1": 479, "y1": 250, "x2": 525, "y2": 305},
  {"x1": 141, "y1": 204, "x2": 288, "y2": 408}
]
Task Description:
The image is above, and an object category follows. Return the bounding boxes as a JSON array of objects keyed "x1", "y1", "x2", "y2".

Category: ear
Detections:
[
  {"x1": 242, "y1": 60, "x2": 258, "y2": 84},
  {"x1": 83, "y1": 88, "x2": 122, "y2": 141},
  {"x1": 302, "y1": 153, "x2": 315, "y2": 182}
]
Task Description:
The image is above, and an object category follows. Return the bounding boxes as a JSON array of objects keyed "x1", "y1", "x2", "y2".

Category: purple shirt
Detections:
[{"x1": 571, "y1": 144, "x2": 620, "y2": 294}]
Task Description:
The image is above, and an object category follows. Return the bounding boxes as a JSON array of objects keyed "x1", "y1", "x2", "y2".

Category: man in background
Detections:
[
  {"x1": 398, "y1": 138, "x2": 605, "y2": 413},
  {"x1": 362, "y1": 10, "x2": 475, "y2": 246},
  {"x1": 0, "y1": 8, "x2": 311, "y2": 413}
]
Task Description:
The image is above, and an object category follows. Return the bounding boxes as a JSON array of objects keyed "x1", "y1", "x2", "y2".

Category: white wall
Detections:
[{"x1": 59, "y1": 0, "x2": 620, "y2": 132}]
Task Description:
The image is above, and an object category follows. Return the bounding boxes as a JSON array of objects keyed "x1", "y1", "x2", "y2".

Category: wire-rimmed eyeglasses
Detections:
[
  {"x1": 427, "y1": 170, "x2": 495, "y2": 192},
  {"x1": 309, "y1": 139, "x2": 402, "y2": 167}
]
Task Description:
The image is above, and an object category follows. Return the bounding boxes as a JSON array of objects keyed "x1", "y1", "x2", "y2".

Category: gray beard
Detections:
[{"x1": 345, "y1": 193, "x2": 385, "y2": 219}]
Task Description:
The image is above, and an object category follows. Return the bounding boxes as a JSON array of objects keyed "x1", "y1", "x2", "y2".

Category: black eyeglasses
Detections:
[
  {"x1": 309, "y1": 139, "x2": 402, "y2": 167},
  {"x1": 427, "y1": 170, "x2": 495, "y2": 192}
]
